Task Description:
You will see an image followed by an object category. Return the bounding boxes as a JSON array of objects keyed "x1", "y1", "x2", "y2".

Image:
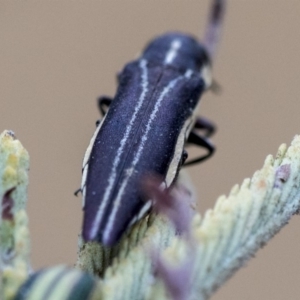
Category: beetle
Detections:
[{"x1": 79, "y1": 0, "x2": 226, "y2": 246}]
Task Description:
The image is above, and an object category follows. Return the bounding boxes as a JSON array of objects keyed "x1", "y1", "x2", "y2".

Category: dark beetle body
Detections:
[{"x1": 82, "y1": 33, "x2": 212, "y2": 245}]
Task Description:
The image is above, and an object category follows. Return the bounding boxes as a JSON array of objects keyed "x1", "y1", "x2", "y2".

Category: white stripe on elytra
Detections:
[
  {"x1": 102, "y1": 69, "x2": 193, "y2": 242},
  {"x1": 89, "y1": 59, "x2": 149, "y2": 239},
  {"x1": 164, "y1": 39, "x2": 182, "y2": 65}
]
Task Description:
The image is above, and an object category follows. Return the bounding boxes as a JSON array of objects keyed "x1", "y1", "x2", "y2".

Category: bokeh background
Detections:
[{"x1": 1, "y1": 1, "x2": 300, "y2": 299}]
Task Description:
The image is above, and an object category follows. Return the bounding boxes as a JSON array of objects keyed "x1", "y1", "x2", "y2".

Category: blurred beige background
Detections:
[{"x1": 1, "y1": 1, "x2": 300, "y2": 299}]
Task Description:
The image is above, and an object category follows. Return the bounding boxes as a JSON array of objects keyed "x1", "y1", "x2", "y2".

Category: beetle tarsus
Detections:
[
  {"x1": 74, "y1": 188, "x2": 82, "y2": 197},
  {"x1": 184, "y1": 130, "x2": 215, "y2": 166},
  {"x1": 98, "y1": 96, "x2": 112, "y2": 116},
  {"x1": 181, "y1": 149, "x2": 189, "y2": 165}
]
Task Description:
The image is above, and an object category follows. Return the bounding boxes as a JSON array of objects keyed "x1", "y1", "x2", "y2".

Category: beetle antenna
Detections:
[{"x1": 203, "y1": 0, "x2": 227, "y2": 61}]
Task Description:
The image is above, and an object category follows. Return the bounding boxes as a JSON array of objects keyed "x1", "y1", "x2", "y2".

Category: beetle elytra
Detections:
[{"x1": 79, "y1": 0, "x2": 226, "y2": 245}]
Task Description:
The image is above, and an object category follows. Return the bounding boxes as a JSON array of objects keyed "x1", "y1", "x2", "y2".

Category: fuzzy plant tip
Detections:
[{"x1": 0, "y1": 130, "x2": 30, "y2": 300}]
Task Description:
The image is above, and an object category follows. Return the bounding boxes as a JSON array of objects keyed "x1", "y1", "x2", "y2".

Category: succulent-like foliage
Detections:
[
  {"x1": 2, "y1": 132, "x2": 300, "y2": 300},
  {"x1": 0, "y1": 131, "x2": 30, "y2": 300}
]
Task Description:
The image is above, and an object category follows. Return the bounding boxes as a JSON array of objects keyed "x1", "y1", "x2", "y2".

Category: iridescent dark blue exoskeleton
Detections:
[{"x1": 79, "y1": 0, "x2": 226, "y2": 245}]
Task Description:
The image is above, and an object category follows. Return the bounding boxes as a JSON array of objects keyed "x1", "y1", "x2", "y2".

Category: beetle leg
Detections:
[
  {"x1": 181, "y1": 149, "x2": 189, "y2": 165},
  {"x1": 209, "y1": 78, "x2": 222, "y2": 94},
  {"x1": 184, "y1": 130, "x2": 215, "y2": 166},
  {"x1": 194, "y1": 116, "x2": 216, "y2": 138},
  {"x1": 98, "y1": 96, "x2": 112, "y2": 117},
  {"x1": 74, "y1": 188, "x2": 82, "y2": 197}
]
